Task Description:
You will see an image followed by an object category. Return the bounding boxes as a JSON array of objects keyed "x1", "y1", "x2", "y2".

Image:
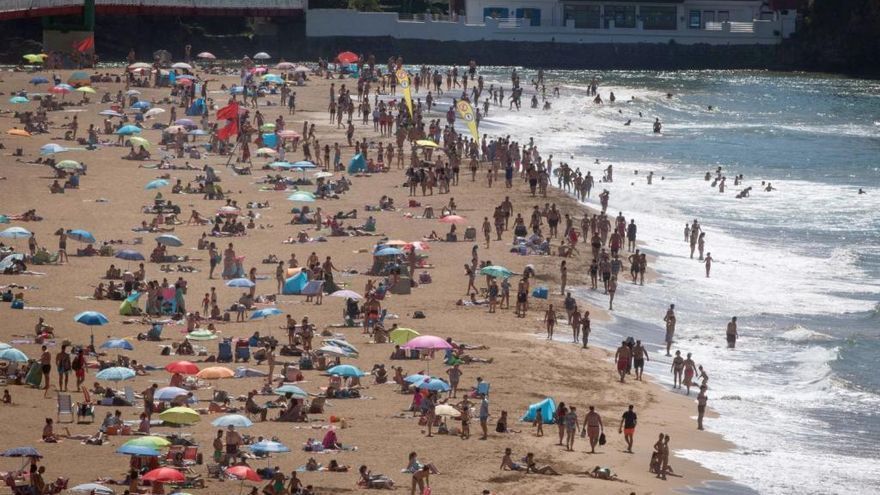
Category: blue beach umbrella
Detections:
[
  {"x1": 131, "y1": 101, "x2": 151, "y2": 110},
  {"x1": 0, "y1": 342, "x2": 10, "y2": 350},
  {"x1": 287, "y1": 191, "x2": 315, "y2": 203},
  {"x1": 0, "y1": 348, "x2": 29, "y2": 363},
  {"x1": 0, "y1": 227, "x2": 32, "y2": 239},
  {"x1": 479, "y1": 265, "x2": 513, "y2": 279},
  {"x1": 29, "y1": 77, "x2": 49, "y2": 85},
  {"x1": 100, "y1": 339, "x2": 134, "y2": 351},
  {"x1": 326, "y1": 364, "x2": 365, "y2": 378},
  {"x1": 225, "y1": 278, "x2": 255, "y2": 288},
  {"x1": 99, "y1": 110, "x2": 125, "y2": 117},
  {"x1": 154, "y1": 386, "x2": 189, "y2": 401},
  {"x1": 250, "y1": 307, "x2": 282, "y2": 320},
  {"x1": 96, "y1": 367, "x2": 136, "y2": 382},
  {"x1": 68, "y1": 229, "x2": 96, "y2": 243},
  {"x1": 74, "y1": 311, "x2": 109, "y2": 326},
  {"x1": 156, "y1": 234, "x2": 183, "y2": 247},
  {"x1": 115, "y1": 249, "x2": 145, "y2": 261},
  {"x1": 375, "y1": 247, "x2": 403, "y2": 257},
  {"x1": 211, "y1": 414, "x2": 253, "y2": 428},
  {"x1": 273, "y1": 384, "x2": 308, "y2": 398},
  {"x1": 40, "y1": 143, "x2": 69, "y2": 155},
  {"x1": 188, "y1": 129, "x2": 207, "y2": 137},
  {"x1": 249, "y1": 440, "x2": 290, "y2": 454},
  {"x1": 404, "y1": 374, "x2": 431, "y2": 384},
  {"x1": 9, "y1": 96, "x2": 29, "y2": 104},
  {"x1": 0, "y1": 447, "x2": 41, "y2": 458},
  {"x1": 417, "y1": 378, "x2": 450, "y2": 392},
  {"x1": 115, "y1": 445, "x2": 160, "y2": 456},
  {"x1": 70, "y1": 484, "x2": 114, "y2": 495},
  {"x1": 0, "y1": 254, "x2": 23, "y2": 272},
  {"x1": 145, "y1": 179, "x2": 169, "y2": 190},
  {"x1": 116, "y1": 125, "x2": 141, "y2": 135},
  {"x1": 268, "y1": 161, "x2": 294, "y2": 170}
]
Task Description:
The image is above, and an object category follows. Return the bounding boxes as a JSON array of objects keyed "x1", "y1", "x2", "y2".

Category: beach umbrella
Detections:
[
  {"x1": 176, "y1": 79, "x2": 193, "y2": 87},
  {"x1": 404, "y1": 241, "x2": 430, "y2": 252},
  {"x1": 70, "y1": 484, "x2": 114, "y2": 495},
  {"x1": 313, "y1": 171, "x2": 334, "y2": 179},
  {"x1": 434, "y1": 404, "x2": 460, "y2": 417},
  {"x1": 189, "y1": 129, "x2": 207, "y2": 137},
  {"x1": 256, "y1": 147, "x2": 276, "y2": 156},
  {"x1": 49, "y1": 85, "x2": 71, "y2": 95},
  {"x1": 99, "y1": 339, "x2": 134, "y2": 351},
  {"x1": 174, "y1": 118, "x2": 196, "y2": 128},
  {"x1": 158, "y1": 406, "x2": 200, "y2": 425},
  {"x1": 164, "y1": 360, "x2": 199, "y2": 375},
  {"x1": 142, "y1": 468, "x2": 185, "y2": 483},
  {"x1": 293, "y1": 65, "x2": 310, "y2": 74},
  {"x1": 115, "y1": 125, "x2": 141, "y2": 135},
  {"x1": 171, "y1": 62, "x2": 192, "y2": 70},
  {"x1": 273, "y1": 385, "x2": 308, "y2": 398},
  {"x1": 322, "y1": 339, "x2": 359, "y2": 356},
  {"x1": 0, "y1": 227, "x2": 32, "y2": 239},
  {"x1": 415, "y1": 139, "x2": 439, "y2": 148},
  {"x1": 253, "y1": 52, "x2": 271, "y2": 60},
  {"x1": 115, "y1": 445, "x2": 160, "y2": 456},
  {"x1": 123, "y1": 436, "x2": 171, "y2": 449},
  {"x1": 29, "y1": 76, "x2": 49, "y2": 85},
  {"x1": 96, "y1": 367, "x2": 136, "y2": 382},
  {"x1": 154, "y1": 386, "x2": 189, "y2": 401},
  {"x1": 125, "y1": 90, "x2": 141, "y2": 96},
  {"x1": 337, "y1": 51, "x2": 358, "y2": 64},
  {"x1": 250, "y1": 440, "x2": 289, "y2": 454},
  {"x1": 286, "y1": 191, "x2": 315, "y2": 203},
  {"x1": 217, "y1": 206, "x2": 240, "y2": 217},
  {"x1": 275, "y1": 62, "x2": 295, "y2": 70},
  {"x1": 0, "y1": 342, "x2": 10, "y2": 350},
  {"x1": 131, "y1": 101, "x2": 151, "y2": 110},
  {"x1": 329, "y1": 289, "x2": 363, "y2": 300},
  {"x1": 0, "y1": 348, "x2": 29, "y2": 363},
  {"x1": 480, "y1": 265, "x2": 513, "y2": 279},
  {"x1": 67, "y1": 71, "x2": 90, "y2": 86},
  {"x1": 156, "y1": 234, "x2": 183, "y2": 247},
  {"x1": 417, "y1": 378, "x2": 450, "y2": 392},
  {"x1": 67, "y1": 229, "x2": 95, "y2": 243},
  {"x1": 145, "y1": 179, "x2": 169, "y2": 190},
  {"x1": 326, "y1": 364, "x2": 365, "y2": 378},
  {"x1": 1, "y1": 447, "x2": 41, "y2": 458},
  {"x1": 250, "y1": 307, "x2": 282, "y2": 320},
  {"x1": 438, "y1": 215, "x2": 467, "y2": 224},
  {"x1": 186, "y1": 329, "x2": 218, "y2": 341},
  {"x1": 6, "y1": 129, "x2": 31, "y2": 137},
  {"x1": 278, "y1": 130, "x2": 300, "y2": 139},
  {"x1": 375, "y1": 247, "x2": 403, "y2": 257},
  {"x1": 9, "y1": 96, "x2": 29, "y2": 104},
  {"x1": 197, "y1": 52, "x2": 216, "y2": 60},
  {"x1": 74, "y1": 310, "x2": 109, "y2": 326},
  {"x1": 224, "y1": 466, "x2": 261, "y2": 482},
  {"x1": 259, "y1": 123, "x2": 276, "y2": 132},
  {"x1": 23, "y1": 54, "x2": 47, "y2": 64},
  {"x1": 269, "y1": 161, "x2": 294, "y2": 170},
  {"x1": 128, "y1": 63, "x2": 152, "y2": 70},
  {"x1": 291, "y1": 161, "x2": 316, "y2": 169},
  {"x1": 144, "y1": 108, "x2": 165, "y2": 118},
  {"x1": 0, "y1": 254, "x2": 23, "y2": 272},
  {"x1": 40, "y1": 143, "x2": 69, "y2": 155},
  {"x1": 389, "y1": 327, "x2": 420, "y2": 345},
  {"x1": 402, "y1": 335, "x2": 453, "y2": 350},
  {"x1": 128, "y1": 136, "x2": 151, "y2": 149},
  {"x1": 0, "y1": 216, "x2": 7, "y2": 225},
  {"x1": 75, "y1": 86, "x2": 96, "y2": 94},
  {"x1": 56, "y1": 160, "x2": 83, "y2": 171},
  {"x1": 165, "y1": 125, "x2": 186, "y2": 134},
  {"x1": 99, "y1": 110, "x2": 125, "y2": 118},
  {"x1": 316, "y1": 345, "x2": 354, "y2": 358},
  {"x1": 404, "y1": 373, "x2": 431, "y2": 384},
  {"x1": 212, "y1": 414, "x2": 253, "y2": 428},
  {"x1": 115, "y1": 249, "x2": 145, "y2": 261},
  {"x1": 225, "y1": 278, "x2": 255, "y2": 288},
  {"x1": 196, "y1": 366, "x2": 234, "y2": 379},
  {"x1": 261, "y1": 74, "x2": 283, "y2": 84}
]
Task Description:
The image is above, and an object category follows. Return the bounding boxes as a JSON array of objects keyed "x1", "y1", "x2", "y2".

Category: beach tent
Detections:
[
  {"x1": 281, "y1": 272, "x2": 308, "y2": 295},
  {"x1": 522, "y1": 397, "x2": 556, "y2": 424},
  {"x1": 186, "y1": 98, "x2": 206, "y2": 117},
  {"x1": 348, "y1": 154, "x2": 366, "y2": 174},
  {"x1": 262, "y1": 133, "x2": 278, "y2": 148},
  {"x1": 119, "y1": 292, "x2": 142, "y2": 316}
]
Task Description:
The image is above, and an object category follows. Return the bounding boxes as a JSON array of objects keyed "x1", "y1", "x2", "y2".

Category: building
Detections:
[{"x1": 307, "y1": 0, "x2": 797, "y2": 45}]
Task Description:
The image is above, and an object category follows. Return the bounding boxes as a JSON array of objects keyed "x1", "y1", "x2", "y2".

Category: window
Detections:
[
  {"x1": 483, "y1": 7, "x2": 509, "y2": 19},
  {"x1": 604, "y1": 5, "x2": 636, "y2": 28},
  {"x1": 516, "y1": 8, "x2": 542, "y2": 26},
  {"x1": 688, "y1": 9, "x2": 701, "y2": 29},
  {"x1": 641, "y1": 6, "x2": 677, "y2": 30},
  {"x1": 717, "y1": 10, "x2": 729, "y2": 22},
  {"x1": 564, "y1": 4, "x2": 601, "y2": 29},
  {"x1": 703, "y1": 10, "x2": 715, "y2": 27}
]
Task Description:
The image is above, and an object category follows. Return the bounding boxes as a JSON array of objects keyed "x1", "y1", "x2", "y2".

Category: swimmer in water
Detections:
[
  {"x1": 624, "y1": 119, "x2": 632, "y2": 126},
  {"x1": 653, "y1": 118, "x2": 662, "y2": 134},
  {"x1": 858, "y1": 188, "x2": 866, "y2": 194}
]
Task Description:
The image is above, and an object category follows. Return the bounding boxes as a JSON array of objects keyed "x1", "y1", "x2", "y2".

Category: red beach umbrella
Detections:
[
  {"x1": 142, "y1": 468, "x2": 185, "y2": 482},
  {"x1": 164, "y1": 361, "x2": 199, "y2": 375},
  {"x1": 336, "y1": 51, "x2": 358, "y2": 64},
  {"x1": 225, "y1": 466, "x2": 261, "y2": 482}
]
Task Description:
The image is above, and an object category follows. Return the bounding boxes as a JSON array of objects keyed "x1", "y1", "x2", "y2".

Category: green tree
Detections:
[{"x1": 348, "y1": 0, "x2": 382, "y2": 11}]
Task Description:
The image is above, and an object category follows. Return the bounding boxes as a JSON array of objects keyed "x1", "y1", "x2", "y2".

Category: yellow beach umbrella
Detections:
[
  {"x1": 196, "y1": 366, "x2": 234, "y2": 379},
  {"x1": 256, "y1": 147, "x2": 276, "y2": 156},
  {"x1": 23, "y1": 54, "x2": 46, "y2": 64},
  {"x1": 76, "y1": 86, "x2": 96, "y2": 94},
  {"x1": 128, "y1": 136, "x2": 151, "y2": 148},
  {"x1": 124, "y1": 435, "x2": 172, "y2": 449},
  {"x1": 6, "y1": 129, "x2": 31, "y2": 137},
  {"x1": 158, "y1": 406, "x2": 200, "y2": 425},
  {"x1": 56, "y1": 160, "x2": 83, "y2": 170},
  {"x1": 415, "y1": 139, "x2": 439, "y2": 148},
  {"x1": 389, "y1": 327, "x2": 420, "y2": 345}
]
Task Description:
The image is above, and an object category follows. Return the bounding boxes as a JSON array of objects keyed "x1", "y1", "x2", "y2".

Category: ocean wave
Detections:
[{"x1": 778, "y1": 325, "x2": 836, "y2": 343}]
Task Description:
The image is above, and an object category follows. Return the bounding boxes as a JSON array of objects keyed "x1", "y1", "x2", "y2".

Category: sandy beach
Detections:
[{"x1": 0, "y1": 64, "x2": 731, "y2": 495}]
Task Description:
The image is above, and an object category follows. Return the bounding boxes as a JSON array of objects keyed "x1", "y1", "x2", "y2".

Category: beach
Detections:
[{"x1": 0, "y1": 63, "x2": 809, "y2": 495}]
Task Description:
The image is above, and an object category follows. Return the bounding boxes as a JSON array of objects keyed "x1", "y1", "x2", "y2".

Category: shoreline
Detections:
[{"x1": 0, "y1": 65, "x2": 732, "y2": 495}]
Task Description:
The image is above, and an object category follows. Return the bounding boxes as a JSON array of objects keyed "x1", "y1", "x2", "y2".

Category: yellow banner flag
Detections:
[
  {"x1": 396, "y1": 68, "x2": 413, "y2": 118},
  {"x1": 456, "y1": 100, "x2": 480, "y2": 141}
]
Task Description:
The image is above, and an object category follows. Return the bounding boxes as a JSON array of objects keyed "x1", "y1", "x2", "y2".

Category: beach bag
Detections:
[
  {"x1": 532, "y1": 287, "x2": 548, "y2": 299},
  {"x1": 11, "y1": 299, "x2": 24, "y2": 309},
  {"x1": 599, "y1": 433, "x2": 606, "y2": 446},
  {"x1": 413, "y1": 311, "x2": 426, "y2": 319}
]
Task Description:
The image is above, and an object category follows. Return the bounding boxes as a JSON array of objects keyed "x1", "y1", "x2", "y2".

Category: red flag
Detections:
[
  {"x1": 216, "y1": 119, "x2": 238, "y2": 141},
  {"x1": 73, "y1": 35, "x2": 94, "y2": 53},
  {"x1": 217, "y1": 102, "x2": 239, "y2": 121}
]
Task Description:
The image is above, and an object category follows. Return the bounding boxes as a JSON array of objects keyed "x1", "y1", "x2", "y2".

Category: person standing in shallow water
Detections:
[
  {"x1": 726, "y1": 316, "x2": 738, "y2": 348},
  {"x1": 697, "y1": 385, "x2": 708, "y2": 430},
  {"x1": 663, "y1": 304, "x2": 676, "y2": 356}
]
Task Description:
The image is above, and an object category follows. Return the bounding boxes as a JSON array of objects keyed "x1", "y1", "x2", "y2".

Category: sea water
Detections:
[{"x1": 468, "y1": 69, "x2": 880, "y2": 494}]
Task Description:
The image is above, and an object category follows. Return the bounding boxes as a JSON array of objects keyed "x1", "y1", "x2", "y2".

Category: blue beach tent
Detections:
[{"x1": 522, "y1": 397, "x2": 556, "y2": 424}]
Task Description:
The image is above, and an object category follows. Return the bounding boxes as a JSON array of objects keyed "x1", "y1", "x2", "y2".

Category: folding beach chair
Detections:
[
  {"x1": 124, "y1": 386, "x2": 136, "y2": 406},
  {"x1": 57, "y1": 394, "x2": 74, "y2": 423},
  {"x1": 75, "y1": 387, "x2": 95, "y2": 423}
]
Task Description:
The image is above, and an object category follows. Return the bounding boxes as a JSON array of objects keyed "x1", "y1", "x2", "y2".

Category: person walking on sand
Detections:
[
  {"x1": 544, "y1": 304, "x2": 557, "y2": 339},
  {"x1": 581, "y1": 406, "x2": 603, "y2": 453},
  {"x1": 632, "y1": 340, "x2": 649, "y2": 381},
  {"x1": 619, "y1": 405, "x2": 637, "y2": 453},
  {"x1": 482, "y1": 216, "x2": 491, "y2": 248},
  {"x1": 697, "y1": 385, "x2": 708, "y2": 430},
  {"x1": 581, "y1": 310, "x2": 591, "y2": 348},
  {"x1": 275, "y1": 261, "x2": 286, "y2": 294},
  {"x1": 564, "y1": 406, "x2": 579, "y2": 451},
  {"x1": 726, "y1": 316, "x2": 738, "y2": 348},
  {"x1": 614, "y1": 341, "x2": 631, "y2": 383},
  {"x1": 671, "y1": 350, "x2": 684, "y2": 389},
  {"x1": 663, "y1": 304, "x2": 676, "y2": 356}
]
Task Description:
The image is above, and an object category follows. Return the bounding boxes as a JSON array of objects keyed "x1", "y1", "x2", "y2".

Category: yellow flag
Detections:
[
  {"x1": 456, "y1": 100, "x2": 480, "y2": 141},
  {"x1": 396, "y1": 68, "x2": 413, "y2": 118}
]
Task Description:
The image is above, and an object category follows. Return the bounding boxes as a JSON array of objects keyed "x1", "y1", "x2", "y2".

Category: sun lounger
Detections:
[{"x1": 57, "y1": 393, "x2": 74, "y2": 423}]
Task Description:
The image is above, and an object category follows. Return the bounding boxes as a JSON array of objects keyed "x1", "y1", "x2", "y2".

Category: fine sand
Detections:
[{"x1": 0, "y1": 66, "x2": 730, "y2": 495}]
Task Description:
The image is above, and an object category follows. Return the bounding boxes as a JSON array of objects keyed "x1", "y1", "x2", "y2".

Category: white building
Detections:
[{"x1": 307, "y1": 0, "x2": 797, "y2": 45}]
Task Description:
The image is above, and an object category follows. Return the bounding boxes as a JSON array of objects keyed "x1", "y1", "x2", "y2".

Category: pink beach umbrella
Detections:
[
  {"x1": 402, "y1": 335, "x2": 452, "y2": 351},
  {"x1": 197, "y1": 52, "x2": 216, "y2": 60},
  {"x1": 438, "y1": 215, "x2": 466, "y2": 224}
]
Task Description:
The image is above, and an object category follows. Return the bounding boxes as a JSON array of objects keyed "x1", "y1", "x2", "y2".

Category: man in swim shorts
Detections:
[
  {"x1": 726, "y1": 317, "x2": 738, "y2": 348},
  {"x1": 614, "y1": 341, "x2": 631, "y2": 383},
  {"x1": 618, "y1": 405, "x2": 637, "y2": 453}
]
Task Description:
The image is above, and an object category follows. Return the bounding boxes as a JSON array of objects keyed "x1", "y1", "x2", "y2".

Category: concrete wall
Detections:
[{"x1": 306, "y1": 9, "x2": 784, "y2": 45}]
